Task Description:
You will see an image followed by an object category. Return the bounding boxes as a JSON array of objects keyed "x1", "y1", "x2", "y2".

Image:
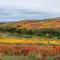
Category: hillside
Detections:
[
  {"x1": 0, "y1": 17, "x2": 60, "y2": 29},
  {"x1": 0, "y1": 17, "x2": 60, "y2": 39},
  {"x1": 0, "y1": 17, "x2": 59, "y2": 44}
]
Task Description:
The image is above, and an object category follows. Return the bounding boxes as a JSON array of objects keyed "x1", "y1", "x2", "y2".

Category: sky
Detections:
[{"x1": 0, "y1": 0, "x2": 60, "y2": 22}]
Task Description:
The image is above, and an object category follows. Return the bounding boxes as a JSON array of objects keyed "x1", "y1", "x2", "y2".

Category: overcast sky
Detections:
[{"x1": 0, "y1": 0, "x2": 60, "y2": 22}]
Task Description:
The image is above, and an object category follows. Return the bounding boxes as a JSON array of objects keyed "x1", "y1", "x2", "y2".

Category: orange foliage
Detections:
[{"x1": 0, "y1": 44, "x2": 60, "y2": 56}]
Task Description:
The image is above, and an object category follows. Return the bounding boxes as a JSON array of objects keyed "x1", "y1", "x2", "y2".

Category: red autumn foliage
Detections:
[{"x1": 0, "y1": 44, "x2": 60, "y2": 56}]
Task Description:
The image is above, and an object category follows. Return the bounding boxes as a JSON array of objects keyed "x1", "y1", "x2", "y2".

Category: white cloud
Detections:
[
  {"x1": 0, "y1": 0, "x2": 60, "y2": 13},
  {"x1": 0, "y1": 0, "x2": 60, "y2": 22}
]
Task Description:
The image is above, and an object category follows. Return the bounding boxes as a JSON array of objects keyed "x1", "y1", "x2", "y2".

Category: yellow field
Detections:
[{"x1": 0, "y1": 37, "x2": 60, "y2": 45}]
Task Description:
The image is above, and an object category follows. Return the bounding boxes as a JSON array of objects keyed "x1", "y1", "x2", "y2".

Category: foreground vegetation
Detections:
[{"x1": 0, "y1": 45, "x2": 60, "y2": 60}]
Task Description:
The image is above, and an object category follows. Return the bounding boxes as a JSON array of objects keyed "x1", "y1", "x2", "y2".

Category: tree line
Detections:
[{"x1": 0, "y1": 26, "x2": 60, "y2": 39}]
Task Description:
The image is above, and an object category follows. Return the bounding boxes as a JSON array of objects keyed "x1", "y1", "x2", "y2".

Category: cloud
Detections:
[
  {"x1": 0, "y1": 0, "x2": 60, "y2": 22},
  {"x1": 0, "y1": 0, "x2": 60, "y2": 12},
  {"x1": 0, "y1": 9, "x2": 49, "y2": 18},
  {"x1": 0, "y1": 8, "x2": 52, "y2": 22}
]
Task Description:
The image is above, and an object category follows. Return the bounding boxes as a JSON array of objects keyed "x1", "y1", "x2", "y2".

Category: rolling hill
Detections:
[
  {"x1": 0, "y1": 17, "x2": 60, "y2": 30},
  {"x1": 0, "y1": 17, "x2": 60, "y2": 37},
  {"x1": 0, "y1": 17, "x2": 60, "y2": 44}
]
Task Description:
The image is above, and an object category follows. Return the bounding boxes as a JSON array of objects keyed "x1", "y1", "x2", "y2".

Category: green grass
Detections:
[
  {"x1": 2, "y1": 55, "x2": 24, "y2": 60},
  {"x1": 2, "y1": 55, "x2": 37, "y2": 60},
  {"x1": 1, "y1": 55, "x2": 56, "y2": 60},
  {"x1": 47, "y1": 56, "x2": 54, "y2": 60}
]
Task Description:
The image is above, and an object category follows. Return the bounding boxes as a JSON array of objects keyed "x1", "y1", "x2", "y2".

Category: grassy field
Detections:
[{"x1": 1, "y1": 55, "x2": 55, "y2": 60}]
